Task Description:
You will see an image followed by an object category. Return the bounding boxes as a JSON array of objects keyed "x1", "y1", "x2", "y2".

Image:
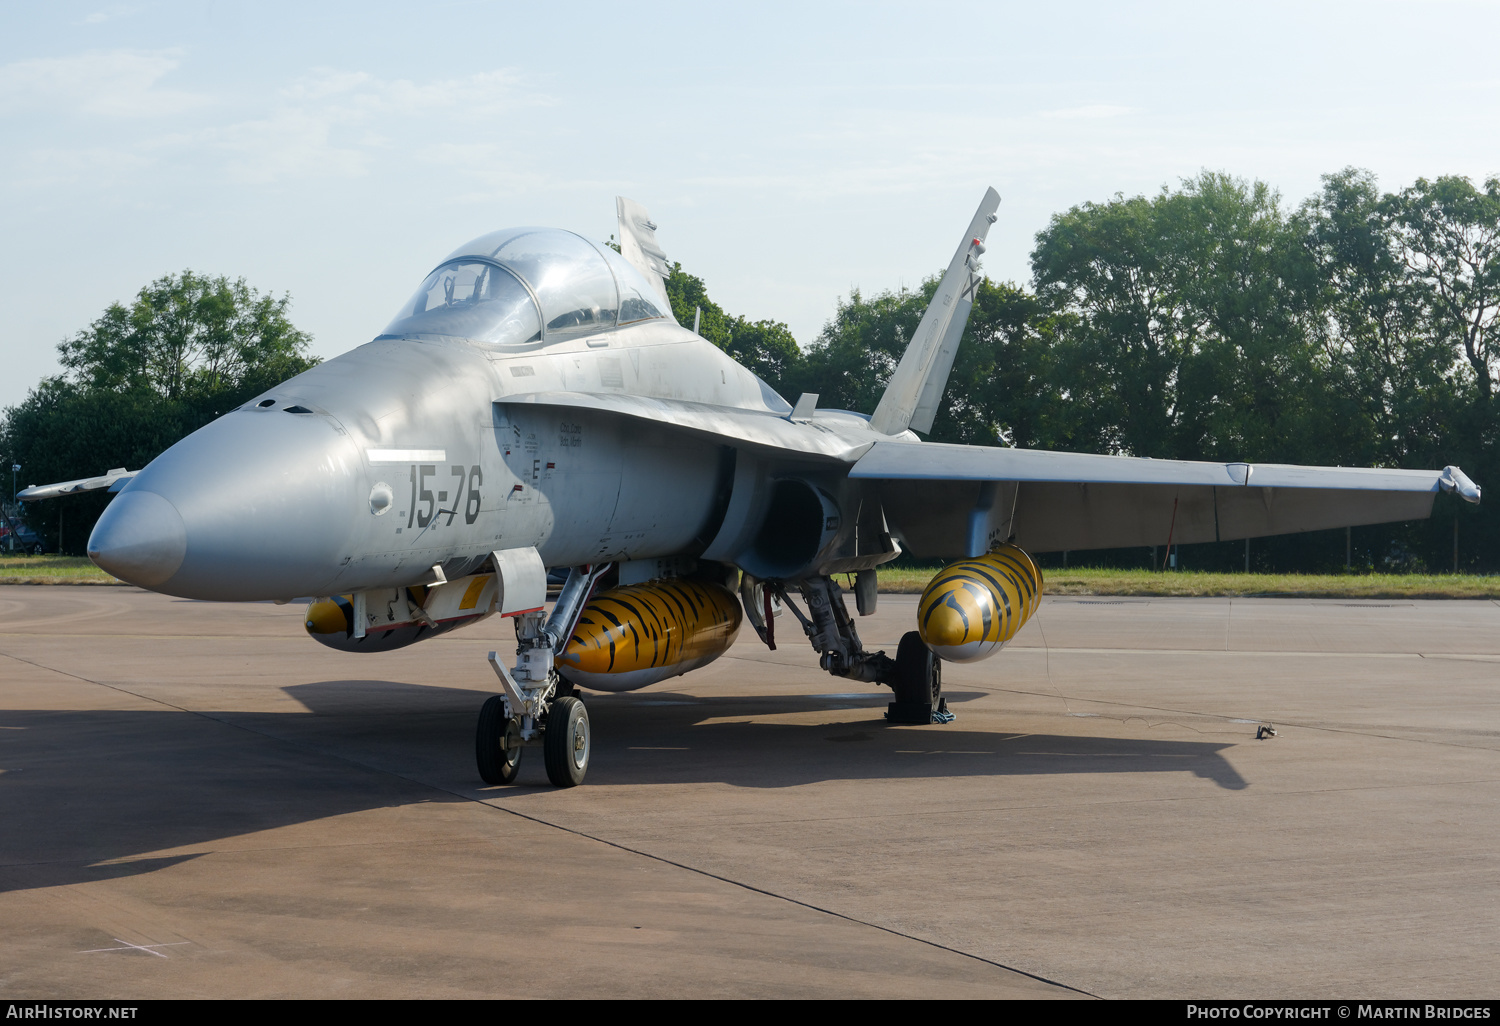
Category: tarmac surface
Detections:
[{"x1": 1, "y1": 584, "x2": 1498, "y2": 999}]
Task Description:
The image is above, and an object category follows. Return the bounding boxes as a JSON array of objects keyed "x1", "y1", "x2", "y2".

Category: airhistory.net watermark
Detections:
[{"x1": 5, "y1": 1008, "x2": 137, "y2": 1020}]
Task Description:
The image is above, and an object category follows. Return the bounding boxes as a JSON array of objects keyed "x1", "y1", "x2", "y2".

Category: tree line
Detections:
[
  {"x1": 674, "y1": 170, "x2": 1500, "y2": 573},
  {"x1": 6, "y1": 168, "x2": 1498, "y2": 571},
  {"x1": 1, "y1": 272, "x2": 319, "y2": 552}
]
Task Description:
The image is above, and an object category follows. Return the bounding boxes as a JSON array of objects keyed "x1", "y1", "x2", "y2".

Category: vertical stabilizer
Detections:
[
  {"x1": 868, "y1": 188, "x2": 1000, "y2": 436},
  {"x1": 616, "y1": 197, "x2": 674, "y2": 315}
]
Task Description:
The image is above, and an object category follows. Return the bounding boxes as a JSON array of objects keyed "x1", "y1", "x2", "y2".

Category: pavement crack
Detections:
[
  {"x1": 462, "y1": 793, "x2": 1101, "y2": 998},
  {"x1": 0, "y1": 645, "x2": 1097, "y2": 996},
  {"x1": 980, "y1": 684, "x2": 1500, "y2": 752}
]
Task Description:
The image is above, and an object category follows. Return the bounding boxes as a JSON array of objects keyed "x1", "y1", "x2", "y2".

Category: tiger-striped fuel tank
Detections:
[
  {"x1": 558, "y1": 579, "x2": 742, "y2": 692},
  {"x1": 916, "y1": 544, "x2": 1044, "y2": 663},
  {"x1": 305, "y1": 574, "x2": 496, "y2": 652}
]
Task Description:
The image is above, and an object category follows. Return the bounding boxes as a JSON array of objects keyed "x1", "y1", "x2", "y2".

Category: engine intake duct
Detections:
[
  {"x1": 917, "y1": 544, "x2": 1043, "y2": 663},
  {"x1": 739, "y1": 478, "x2": 839, "y2": 581}
]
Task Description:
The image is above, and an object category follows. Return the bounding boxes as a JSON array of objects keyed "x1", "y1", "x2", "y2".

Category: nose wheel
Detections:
[
  {"x1": 475, "y1": 691, "x2": 591, "y2": 787},
  {"x1": 544, "y1": 696, "x2": 590, "y2": 787},
  {"x1": 476, "y1": 695, "x2": 524, "y2": 784}
]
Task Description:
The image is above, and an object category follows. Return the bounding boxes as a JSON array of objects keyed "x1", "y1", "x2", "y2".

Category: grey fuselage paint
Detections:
[{"x1": 92, "y1": 322, "x2": 882, "y2": 601}]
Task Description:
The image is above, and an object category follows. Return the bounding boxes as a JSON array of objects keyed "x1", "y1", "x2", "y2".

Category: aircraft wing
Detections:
[
  {"x1": 18, "y1": 468, "x2": 137, "y2": 501},
  {"x1": 851, "y1": 439, "x2": 1480, "y2": 557},
  {"x1": 503, "y1": 391, "x2": 870, "y2": 462}
]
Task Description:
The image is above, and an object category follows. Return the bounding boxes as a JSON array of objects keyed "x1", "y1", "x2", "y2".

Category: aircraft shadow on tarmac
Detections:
[{"x1": 0, "y1": 678, "x2": 1245, "y2": 893}]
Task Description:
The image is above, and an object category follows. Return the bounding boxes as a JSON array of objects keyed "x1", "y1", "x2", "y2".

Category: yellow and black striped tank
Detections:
[
  {"x1": 559, "y1": 578, "x2": 742, "y2": 692},
  {"x1": 916, "y1": 544, "x2": 1043, "y2": 663}
]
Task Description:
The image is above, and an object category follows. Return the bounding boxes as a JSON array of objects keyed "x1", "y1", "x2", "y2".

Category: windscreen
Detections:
[
  {"x1": 491, "y1": 230, "x2": 619, "y2": 339},
  {"x1": 383, "y1": 261, "x2": 541, "y2": 346},
  {"x1": 600, "y1": 245, "x2": 668, "y2": 324}
]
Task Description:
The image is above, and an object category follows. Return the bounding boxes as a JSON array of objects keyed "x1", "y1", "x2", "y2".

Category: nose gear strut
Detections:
[{"x1": 477, "y1": 562, "x2": 611, "y2": 787}]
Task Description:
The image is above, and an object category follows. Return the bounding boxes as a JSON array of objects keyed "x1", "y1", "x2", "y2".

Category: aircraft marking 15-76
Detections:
[{"x1": 23, "y1": 191, "x2": 1481, "y2": 787}]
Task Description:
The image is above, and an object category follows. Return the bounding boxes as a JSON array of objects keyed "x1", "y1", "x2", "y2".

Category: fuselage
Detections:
[
  {"x1": 87, "y1": 225, "x2": 904, "y2": 600},
  {"x1": 91, "y1": 322, "x2": 783, "y2": 599}
]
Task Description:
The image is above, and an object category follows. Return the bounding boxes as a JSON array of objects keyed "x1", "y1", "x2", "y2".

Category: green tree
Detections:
[
  {"x1": 56, "y1": 271, "x2": 315, "y2": 401},
  {"x1": 1298, "y1": 169, "x2": 1456, "y2": 469},
  {"x1": 1, "y1": 272, "x2": 318, "y2": 554},
  {"x1": 790, "y1": 285, "x2": 924, "y2": 415},
  {"x1": 664, "y1": 263, "x2": 802, "y2": 399},
  {"x1": 1383, "y1": 175, "x2": 1500, "y2": 570},
  {"x1": 936, "y1": 279, "x2": 1075, "y2": 449},
  {"x1": 1032, "y1": 172, "x2": 1337, "y2": 463},
  {"x1": 1389, "y1": 176, "x2": 1500, "y2": 403},
  {"x1": 1031, "y1": 188, "x2": 1187, "y2": 457},
  {"x1": 784, "y1": 275, "x2": 1072, "y2": 451}
]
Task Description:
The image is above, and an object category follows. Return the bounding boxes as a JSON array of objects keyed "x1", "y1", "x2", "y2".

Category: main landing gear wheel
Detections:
[
  {"x1": 888, "y1": 630, "x2": 944, "y2": 725},
  {"x1": 544, "y1": 695, "x2": 590, "y2": 787},
  {"x1": 476, "y1": 695, "x2": 523, "y2": 785}
]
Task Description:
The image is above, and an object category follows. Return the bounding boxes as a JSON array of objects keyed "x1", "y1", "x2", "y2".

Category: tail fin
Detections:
[
  {"x1": 615, "y1": 197, "x2": 674, "y2": 314},
  {"x1": 868, "y1": 188, "x2": 1000, "y2": 436}
]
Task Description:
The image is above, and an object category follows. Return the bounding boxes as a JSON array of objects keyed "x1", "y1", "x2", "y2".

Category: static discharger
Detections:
[{"x1": 917, "y1": 544, "x2": 1044, "y2": 663}]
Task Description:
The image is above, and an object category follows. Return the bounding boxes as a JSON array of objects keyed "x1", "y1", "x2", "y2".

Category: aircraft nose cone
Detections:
[
  {"x1": 87, "y1": 490, "x2": 187, "y2": 587},
  {"x1": 112, "y1": 406, "x2": 363, "y2": 599}
]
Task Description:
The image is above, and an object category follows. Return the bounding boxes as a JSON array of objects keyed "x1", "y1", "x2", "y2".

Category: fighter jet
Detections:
[{"x1": 22, "y1": 190, "x2": 1482, "y2": 787}]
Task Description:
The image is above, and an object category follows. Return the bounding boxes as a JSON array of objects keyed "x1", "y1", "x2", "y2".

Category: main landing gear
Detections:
[
  {"x1": 751, "y1": 573, "x2": 951, "y2": 726},
  {"x1": 475, "y1": 563, "x2": 609, "y2": 788},
  {"x1": 892, "y1": 629, "x2": 950, "y2": 724}
]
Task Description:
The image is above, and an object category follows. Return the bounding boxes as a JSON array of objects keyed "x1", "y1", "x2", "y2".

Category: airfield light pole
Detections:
[{"x1": 8, "y1": 463, "x2": 17, "y2": 554}]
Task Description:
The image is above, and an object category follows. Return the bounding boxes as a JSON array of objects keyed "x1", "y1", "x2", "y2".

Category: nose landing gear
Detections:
[
  {"x1": 475, "y1": 689, "x2": 591, "y2": 788},
  {"x1": 476, "y1": 694, "x2": 524, "y2": 785},
  {"x1": 543, "y1": 696, "x2": 590, "y2": 787},
  {"x1": 475, "y1": 563, "x2": 608, "y2": 788}
]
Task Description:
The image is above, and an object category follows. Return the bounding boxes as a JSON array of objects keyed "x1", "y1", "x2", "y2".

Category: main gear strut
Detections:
[{"x1": 767, "y1": 574, "x2": 950, "y2": 725}]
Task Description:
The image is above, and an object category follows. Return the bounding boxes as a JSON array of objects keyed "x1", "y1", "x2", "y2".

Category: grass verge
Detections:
[
  {"x1": 4, "y1": 555, "x2": 1497, "y2": 599},
  {"x1": 872, "y1": 566, "x2": 1500, "y2": 599},
  {"x1": 0, "y1": 554, "x2": 120, "y2": 584}
]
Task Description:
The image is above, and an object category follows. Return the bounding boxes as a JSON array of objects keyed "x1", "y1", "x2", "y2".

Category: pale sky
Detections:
[{"x1": 4, "y1": 0, "x2": 1500, "y2": 410}]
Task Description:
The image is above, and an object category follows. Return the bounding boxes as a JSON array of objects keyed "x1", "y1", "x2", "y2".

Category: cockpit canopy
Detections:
[{"x1": 381, "y1": 227, "x2": 669, "y2": 346}]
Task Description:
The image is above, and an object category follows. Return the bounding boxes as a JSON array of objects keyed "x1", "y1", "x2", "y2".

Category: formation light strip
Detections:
[{"x1": 366, "y1": 449, "x2": 447, "y2": 462}]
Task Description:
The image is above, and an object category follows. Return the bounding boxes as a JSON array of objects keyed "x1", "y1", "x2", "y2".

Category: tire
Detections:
[
  {"x1": 543, "y1": 696, "x2": 590, "y2": 787},
  {"x1": 889, "y1": 631, "x2": 941, "y2": 723},
  {"x1": 476, "y1": 695, "x2": 523, "y2": 785}
]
